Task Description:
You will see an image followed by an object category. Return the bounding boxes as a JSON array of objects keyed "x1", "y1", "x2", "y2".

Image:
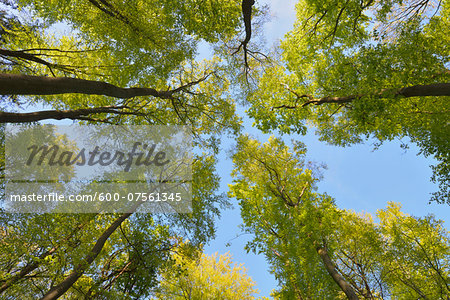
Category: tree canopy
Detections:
[
  {"x1": 0, "y1": 0, "x2": 448, "y2": 299},
  {"x1": 230, "y1": 136, "x2": 449, "y2": 299},
  {"x1": 0, "y1": 0, "x2": 244, "y2": 298},
  {"x1": 248, "y1": 0, "x2": 450, "y2": 204},
  {"x1": 153, "y1": 244, "x2": 259, "y2": 300}
]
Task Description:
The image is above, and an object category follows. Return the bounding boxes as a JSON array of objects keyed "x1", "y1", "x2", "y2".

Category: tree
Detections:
[
  {"x1": 0, "y1": 0, "x2": 243, "y2": 136},
  {"x1": 0, "y1": 0, "x2": 250, "y2": 298},
  {"x1": 0, "y1": 152, "x2": 229, "y2": 299},
  {"x1": 153, "y1": 244, "x2": 259, "y2": 300},
  {"x1": 229, "y1": 135, "x2": 450, "y2": 299},
  {"x1": 1, "y1": 0, "x2": 449, "y2": 298},
  {"x1": 246, "y1": 0, "x2": 450, "y2": 204}
]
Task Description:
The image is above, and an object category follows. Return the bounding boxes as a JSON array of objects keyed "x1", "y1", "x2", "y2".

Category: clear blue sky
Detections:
[{"x1": 203, "y1": 0, "x2": 449, "y2": 297}]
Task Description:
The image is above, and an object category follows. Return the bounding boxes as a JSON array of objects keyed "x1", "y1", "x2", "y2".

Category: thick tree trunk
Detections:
[
  {"x1": 0, "y1": 73, "x2": 171, "y2": 99},
  {"x1": 316, "y1": 245, "x2": 359, "y2": 300},
  {"x1": 274, "y1": 83, "x2": 450, "y2": 110},
  {"x1": 241, "y1": 0, "x2": 255, "y2": 45},
  {"x1": 234, "y1": 0, "x2": 255, "y2": 68}
]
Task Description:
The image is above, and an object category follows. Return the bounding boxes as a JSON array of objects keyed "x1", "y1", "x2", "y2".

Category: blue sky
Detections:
[{"x1": 203, "y1": 0, "x2": 449, "y2": 297}]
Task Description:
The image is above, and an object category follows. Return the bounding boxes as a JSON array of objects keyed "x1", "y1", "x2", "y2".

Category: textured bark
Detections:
[
  {"x1": 316, "y1": 245, "x2": 359, "y2": 300},
  {"x1": 0, "y1": 73, "x2": 171, "y2": 99}
]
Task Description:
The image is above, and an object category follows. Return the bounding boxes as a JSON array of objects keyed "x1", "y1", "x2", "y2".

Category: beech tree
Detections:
[
  {"x1": 0, "y1": 0, "x2": 251, "y2": 298},
  {"x1": 1, "y1": 0, "x2": 449, "y2": 299},
  {"x1": 0, "y1": 0, "x2": 244, "y2": 135},
  {"x1": 229, "y1": 136, "x2": 450, "y2": 299},
  {"x1": 0, "y1": 153, "x2": 228, "y2": 299},
  {"x1": 247, "y1": 0, "x2": 450, "y2": 204}
]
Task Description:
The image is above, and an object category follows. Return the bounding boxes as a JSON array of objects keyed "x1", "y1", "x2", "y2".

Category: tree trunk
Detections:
[
  {"x1": 0, "y1": 106, "x2": 133, "y2": 123},
  {"x1": 316, "y1": 245, "x2": 359, "y2": 300},
  {"x1": 0, "y1": 73, "x2": 171, "y2": 99},
  {"x1": 301, "y1": 83, "x2": 450, "y2": 107}
]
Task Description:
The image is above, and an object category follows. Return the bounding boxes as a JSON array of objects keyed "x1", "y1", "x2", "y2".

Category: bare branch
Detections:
[{"x1": 233, "y1": 0, "x2": 256, "y2": 70}]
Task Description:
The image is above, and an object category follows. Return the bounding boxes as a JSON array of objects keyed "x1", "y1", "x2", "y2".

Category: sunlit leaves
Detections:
[
  {"x1": 229, "y1": 136, "x2": 449, "y2": 298},
  {"x1": 247, "y1": 0, "x2": 450, "y2": 203},
  {"x1": 154, "y1": 246, "x2": 259, "y2": 300}
]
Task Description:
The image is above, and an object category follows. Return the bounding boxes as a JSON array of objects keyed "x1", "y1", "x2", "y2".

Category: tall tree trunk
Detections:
[
  {"x1": 316, "y1": 245, "x2": 359, "y2": 300},
  {"x1": 0, "y1": 106, "x2": 133, "y2": 123},
  {"x1": 302, "y1": 83, "x2": 450, "y2": 106}
]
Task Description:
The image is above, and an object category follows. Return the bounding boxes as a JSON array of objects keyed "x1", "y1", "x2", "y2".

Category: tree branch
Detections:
[
  {"x1": 0, "y1": 106, "x2": 140, "y2": 123},
  {"x1": 233, "y1": 0, "x2": 255, "y2": 69},
  {"x1": 0, "y1": 218, "x2": 93, "y2": 294},
  {"x1": 0, "y1": 49, "x2": 58, "y2": 75},
  {"x1": 273, "y1": 83, "x2": 450, "y2": 109},
  {"x1": 0, "y1": 73, "x2": 177, "y2": 99},
  {"x1": 86, "y1": 0, "x2": 159, "y2": 46}
]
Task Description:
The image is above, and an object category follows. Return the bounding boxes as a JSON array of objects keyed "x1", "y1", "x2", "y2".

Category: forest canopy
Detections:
[{"x1": 0, "y1": 0, "x2": 448, "y2": 299}]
